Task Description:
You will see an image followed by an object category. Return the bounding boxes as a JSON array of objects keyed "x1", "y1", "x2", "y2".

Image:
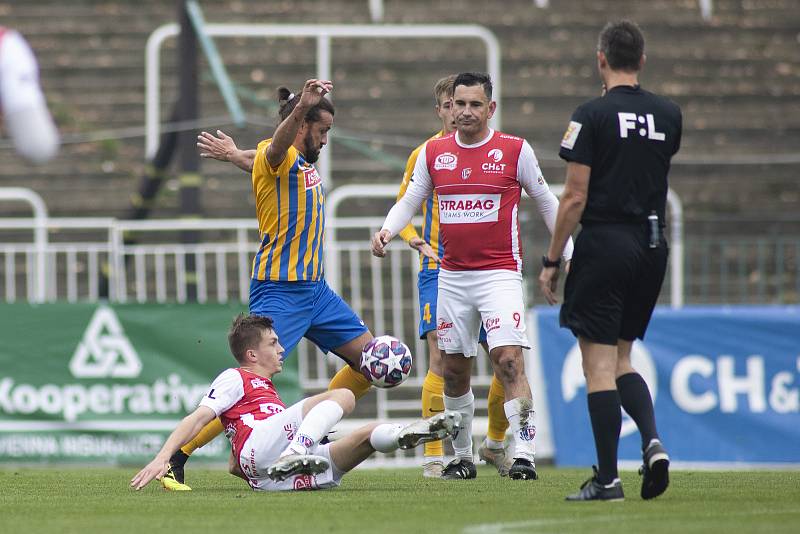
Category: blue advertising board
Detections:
[{"x1": 536, "y1": 306, "x2": 800, "y2": 465}]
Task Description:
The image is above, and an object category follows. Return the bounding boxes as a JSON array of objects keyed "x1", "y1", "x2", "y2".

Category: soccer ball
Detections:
[{"x1": 359, "y1": 335, "x2": 413, "y2": 388}]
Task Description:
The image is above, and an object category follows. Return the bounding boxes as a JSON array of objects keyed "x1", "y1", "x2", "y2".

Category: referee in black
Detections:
[{"x1": 539, "y1": 20, "x2": 681, "y2": 501}]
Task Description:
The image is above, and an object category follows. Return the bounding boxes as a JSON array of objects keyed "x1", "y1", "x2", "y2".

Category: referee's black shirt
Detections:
[{"x1": 558, "y1": 85, "x2": 682, "y2": 225}]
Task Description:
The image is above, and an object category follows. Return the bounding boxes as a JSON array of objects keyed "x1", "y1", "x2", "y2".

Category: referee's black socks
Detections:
[
  {"x1": 587, "y1": 390, "x2": 621, "y2": 485},
  {"x1": 616, "y1": 372, "x2": 660, "y2": 451}
]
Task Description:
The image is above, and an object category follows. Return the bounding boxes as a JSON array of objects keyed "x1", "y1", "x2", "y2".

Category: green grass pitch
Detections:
[{"x1": 2, "y1": 465, "x2": 798, "y2": 533}]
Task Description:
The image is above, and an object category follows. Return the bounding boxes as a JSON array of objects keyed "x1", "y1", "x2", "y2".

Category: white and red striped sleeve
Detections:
[{"x1": 198, "y1": 368, "x2": 245, "y2": 416}]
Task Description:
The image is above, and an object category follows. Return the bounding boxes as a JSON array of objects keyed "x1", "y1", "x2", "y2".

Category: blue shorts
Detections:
[
  {"x1": 417, "y1": 269, "x2": 487, "y2": 343},
  {"x1": 249, "y1": 278, "x2": 368, "y2": 357}
]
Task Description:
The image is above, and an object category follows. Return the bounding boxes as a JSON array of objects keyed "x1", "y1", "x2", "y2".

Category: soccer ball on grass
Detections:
[{"x1": 359, "y1": 335, "x2": 412, "y2": 388}]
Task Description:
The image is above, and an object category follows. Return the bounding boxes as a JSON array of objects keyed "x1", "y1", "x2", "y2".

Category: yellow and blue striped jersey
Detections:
[
  {"x1": 250, "y1": 139, "x2": 325, "y2": 282},
  {"x1": 397, "y1": 131, "x2": 443, "y2": 271}
]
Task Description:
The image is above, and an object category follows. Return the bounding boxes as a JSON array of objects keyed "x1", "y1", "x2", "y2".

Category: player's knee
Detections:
[
  {"x1": 332, "y1": 388, "x2": 356, "y2": 414},
  {"x1": 582, "y1": 357, "x2": 616, "y2": 381},
  {"x1": 442, "y1": 368, "x2": 470, "y2": 395},
  {"x1": 493, "y1": 351, "x2": 523, "y2": 382}
]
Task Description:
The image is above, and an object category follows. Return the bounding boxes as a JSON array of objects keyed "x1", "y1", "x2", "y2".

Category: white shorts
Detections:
[
  {"x1": 436, "y1": 268, "x2": 529, "y2": 357},
  {"x1": 237, "y1": 399, "x2": 345, "y2": 492}
]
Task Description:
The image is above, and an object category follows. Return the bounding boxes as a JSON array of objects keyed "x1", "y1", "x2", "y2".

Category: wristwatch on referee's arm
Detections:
[{"x1": 541, "y1": 255, "x2": 561, "y2": 269}]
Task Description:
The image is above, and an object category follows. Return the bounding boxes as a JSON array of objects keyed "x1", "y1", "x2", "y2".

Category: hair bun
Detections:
[{"x1": 277, "y1": 86, "x2": 292, "y2": 103}]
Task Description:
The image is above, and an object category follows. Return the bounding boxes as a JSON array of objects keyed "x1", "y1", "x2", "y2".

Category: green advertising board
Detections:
[{"x1": 0, "y1": 303, "x2": 301, "y2": 465}]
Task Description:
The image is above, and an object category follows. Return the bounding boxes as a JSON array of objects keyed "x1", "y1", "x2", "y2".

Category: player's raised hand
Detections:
[
  {"x1": 130, "y1": 457, "x2": 169, "y2": 491},
  {"x1": 371, "y1": 229, "x2": 393, "y2": 258},
  {"x1": 197, "y1": 130, "x2": 237, "y2": 161},
  {"x1": 299, "y1": 79, "x2": 333, "y2": 109},
  {"x1": 409, "y1": 237, "x2": 440, "y2": 264},
  {"x1": 538, "y1": 265, "x2": 560, "y2": 305}
]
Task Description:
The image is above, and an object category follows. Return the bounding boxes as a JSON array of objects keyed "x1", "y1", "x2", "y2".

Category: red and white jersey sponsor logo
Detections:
[
  {"x1": 303, "y1": 166, "x2": 321, "y2": 190},
  {"x1": 425, "y1": 131, "x2": 525, "y2": 272},
  {"x1": 250, "y1": 378, "x2": 270, "y2": 390},
  {"x1": 484, "y1": 316, "x2": 501, "y2": 333},
  {"x1": 438, "y1": 194, "x2": 500, "y2": 224},
  {"x1": 437, "y1": 318, "x2": 454, "y2": 344},
  {"x1": 437, "y1": 319, "x2": 453, "y2": 334},
  {"x1": 433, "y1": 152, "x2": 458, "y2": 171},
  {"x1": 220, "y1": 369, "x2": 286, "y2": 461}
]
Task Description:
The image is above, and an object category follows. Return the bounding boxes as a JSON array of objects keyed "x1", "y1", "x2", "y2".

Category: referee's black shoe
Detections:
[
  {"x1": 565, "y1": 466, "x2": 624, "y2": 502},
  {"x1": 508, "y1": 458, "x2": 538, "y2": 480},
  {"x1": 440, "y1": 457, "x2": 477, "y2": 480},
  {"x1": 640, "y1": 439, "x2": 670, "y2": 500}
]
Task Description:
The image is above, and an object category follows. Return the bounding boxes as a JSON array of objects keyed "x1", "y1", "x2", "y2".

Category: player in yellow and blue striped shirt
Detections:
[
  {"x1": 162, "y1": 79, "x2": 376, "y2": 490},
  {"x1": 396, "y1": 76, "x2": 511, "y2": 479}
]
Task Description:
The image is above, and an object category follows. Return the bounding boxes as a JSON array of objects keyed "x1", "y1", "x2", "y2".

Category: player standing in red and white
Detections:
[
  {"x1": 372, "y1": 72, "x2": 573, "y2": 480},
  {"x1": 0, "y1": 27, "x2": 59, "y2": 163}
]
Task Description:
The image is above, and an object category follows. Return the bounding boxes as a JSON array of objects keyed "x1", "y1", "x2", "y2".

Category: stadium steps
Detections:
[{"x1": 1, "y1": 0, "x2": 799, "y2": 234}]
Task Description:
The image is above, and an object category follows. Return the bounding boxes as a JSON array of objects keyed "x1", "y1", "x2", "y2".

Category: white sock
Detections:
[
  {"x1": 286, "y1": 400, "x2": 343, "y2": 455},
  {"x1": 483, "y1": 437, "x2": 504, "y2": 450},
  {"x1": 504, "y1": 397, "x2": 536, "y2": 463},
  {"x1": 369, "y1": 423, "x2": 404, "y2": 453},
  {"x1": 444, "y1": 390, "x2": 474, "y2": 461}
]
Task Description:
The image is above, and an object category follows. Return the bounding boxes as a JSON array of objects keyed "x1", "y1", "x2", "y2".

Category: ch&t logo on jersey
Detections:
[{"x1": 482, "y1": 148, "x2": 507, "y2": 174}]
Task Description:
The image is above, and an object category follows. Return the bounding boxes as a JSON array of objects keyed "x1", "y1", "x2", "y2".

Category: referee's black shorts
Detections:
[{"x1": 559, "y1": 222, "x2": 668, "y2": 345}]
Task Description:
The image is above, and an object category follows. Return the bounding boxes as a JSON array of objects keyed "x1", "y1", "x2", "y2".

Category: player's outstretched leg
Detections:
[
  {"x1": 319, "y1": 411, "x2": 462, "y2": 477},
  {"x1": 397, "y1": 411, "x2": 462, "y2": 450}
]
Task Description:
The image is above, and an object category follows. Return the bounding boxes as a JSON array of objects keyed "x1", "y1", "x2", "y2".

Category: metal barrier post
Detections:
[{"x1": 0, "y1": 188, "x2": 49, "y2": 303}]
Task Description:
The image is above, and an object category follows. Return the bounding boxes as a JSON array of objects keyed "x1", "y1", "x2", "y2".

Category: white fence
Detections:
[{"x1": 0, "y1": 186, "x2": 684, "y2": 465}]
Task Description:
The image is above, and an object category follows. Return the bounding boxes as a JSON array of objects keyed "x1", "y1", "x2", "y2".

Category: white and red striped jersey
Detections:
[
  {"x1": 199, "y1": 368, "x2": 286, "y2": 459},
  {"x1": 383, "y1": 129, "x2": 572, "y2": 272}
]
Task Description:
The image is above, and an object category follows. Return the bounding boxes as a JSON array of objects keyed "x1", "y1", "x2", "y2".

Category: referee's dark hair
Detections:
[
  {"x1": 454, "y1": 72, "x2": 493, "y2": 99},
  {"x1": 598, "y1": 20, "x2": 645, "y2": 73}
]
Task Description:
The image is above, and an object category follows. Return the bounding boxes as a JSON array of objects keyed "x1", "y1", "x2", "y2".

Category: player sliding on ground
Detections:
[{"x1": 131, "y1": 314, "x2": 460, "y2": 492}]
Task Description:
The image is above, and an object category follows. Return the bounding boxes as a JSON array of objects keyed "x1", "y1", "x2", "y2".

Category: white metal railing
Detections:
[
  {"x1": 0, "y1": 188, "x2": 48, "y2": 303},
  {"x1": 145, "y1": 23, "x2": 502, "y2": 191},
  {"x1": 326, "y1": 184, "x2": 685, "y2": 308},
  {"x1": 0, "y1": 189, "x2": 473, "y2": 422},
  {"x1": 0, "y1": 185, "x2": 685, "y2": 463}
]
